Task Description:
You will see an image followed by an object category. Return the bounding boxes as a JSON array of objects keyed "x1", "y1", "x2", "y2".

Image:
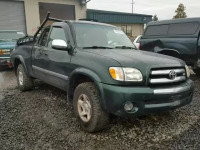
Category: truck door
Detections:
[
  {"x1": 32, "y1": 27, "x2": 50, "y2": 79},
  {"x1": 36, "y1": 25, "x2": 72, "y2": 90}
]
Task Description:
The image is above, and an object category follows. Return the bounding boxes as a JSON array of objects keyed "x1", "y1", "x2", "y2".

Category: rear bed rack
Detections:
[
  {"x1": 17, "y1": 12, "x2": 64, "y2": 46},
  {"x1": 33, "y1": 12, "x2": 64, "y2": 40}
]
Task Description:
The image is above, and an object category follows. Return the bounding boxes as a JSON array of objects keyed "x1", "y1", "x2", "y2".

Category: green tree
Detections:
[
  {"x1": 152, "y1": 14, "x2": 158, "y2": 21},
  {"x1": 173, "y1": 3, "x2": 187, "y2": 19}
]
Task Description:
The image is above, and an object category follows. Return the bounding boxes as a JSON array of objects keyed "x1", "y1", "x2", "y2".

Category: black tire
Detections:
[
  {"x1": 73, "y1": 82, "x2": 109, "y2": 132},
  {"x1": 194, "y1": 69, "x2": 200, "y2": 76},
  {"x1": 17, "y1": 64, "x2": 33, "y2": 91}
]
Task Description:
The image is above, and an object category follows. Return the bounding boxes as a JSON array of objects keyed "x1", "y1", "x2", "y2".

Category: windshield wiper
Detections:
[
  {"x1": 115, "y1": 46, "x2": 136, "y2": 49},
  {"x1": 82, "y1": 46, "x2": 113, "y2": 49}
]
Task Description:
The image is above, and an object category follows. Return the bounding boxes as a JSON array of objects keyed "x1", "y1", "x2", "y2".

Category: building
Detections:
[
  {"x1": 0, "y1": 0, "x2": 87, "y2": 35},
  {"x1": 87, "y1": 9, "x2": 152, "y2": 38}
]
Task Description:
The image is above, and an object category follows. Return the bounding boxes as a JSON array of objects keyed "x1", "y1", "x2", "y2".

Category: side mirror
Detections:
[{"x1": 52, "y1": 39, "x2": 69, "y2": 50}]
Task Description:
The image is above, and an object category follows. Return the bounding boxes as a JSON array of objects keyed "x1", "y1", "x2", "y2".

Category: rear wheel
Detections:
[
  {"x1": 73, "y1": 82, "x2": 109, "y2": 132},
  {"x1": 17, "y1": 64, "x2": 33, "y2": 91}
]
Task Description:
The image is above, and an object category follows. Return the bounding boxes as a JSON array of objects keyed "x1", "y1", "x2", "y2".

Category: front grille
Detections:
[
  {"x1": 149, "y1": 68, "x2": 186, "y2": 85},
  {"x1": 0, "y1": 49, "x2": 11, "y2": 58},
  {"x1": 1, "y1": 49, "x2": 11, "y2": 55}
]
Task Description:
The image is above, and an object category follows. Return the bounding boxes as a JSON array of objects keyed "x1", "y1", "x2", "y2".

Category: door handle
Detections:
[{"x1": 38, "y1": 51, "x2": 48, "y2": 56}]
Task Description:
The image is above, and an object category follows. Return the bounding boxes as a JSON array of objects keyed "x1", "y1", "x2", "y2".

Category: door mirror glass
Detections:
[{"x1": 52, "y1": 39, "x2": 68, "y2": 50}]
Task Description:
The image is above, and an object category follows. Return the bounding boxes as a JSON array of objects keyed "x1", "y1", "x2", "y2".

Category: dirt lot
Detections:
[{"x1": 0, "y1": 69, "x2": 200, "y2": 150}]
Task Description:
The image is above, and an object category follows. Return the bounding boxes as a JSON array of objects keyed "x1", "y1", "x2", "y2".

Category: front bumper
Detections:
[
  {"x1": 0, "y1": 58, "x2": 12, "y2": 67},
  {"x1": 98, "y1": 79, "x2": 194, "y2": 117}
]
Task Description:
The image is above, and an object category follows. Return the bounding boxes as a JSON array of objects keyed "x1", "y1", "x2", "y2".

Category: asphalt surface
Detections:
[{"x1": 0, "y1": 69, "x2": 200, "y2": 150}]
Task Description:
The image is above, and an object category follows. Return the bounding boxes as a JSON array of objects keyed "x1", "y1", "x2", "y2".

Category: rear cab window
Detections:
[
  {"x1": 144, "y1": 25, "x2": 168, "y2": 36},
  {"x1": 144, "y1": 22, "x2": 199, "y2": 36},
  {"x1": 38, "y1": 28, "x2": 50, "y2": 46},
  {"x1": 168, "y1": 22, "x2": 199, "y2": 35}
]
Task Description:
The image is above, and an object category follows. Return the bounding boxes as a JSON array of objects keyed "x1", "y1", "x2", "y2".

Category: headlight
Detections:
[
  {"x1": 109, "y1": 67, "x2": 143, "y2": 82},
  {"x1": 185, "y1": 65, "x2": 190, "y2": 78}
]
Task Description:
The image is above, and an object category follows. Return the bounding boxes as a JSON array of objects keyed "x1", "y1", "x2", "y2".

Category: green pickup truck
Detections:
[{"x1": 11, "y1": 14, "x2": 194, "y2": 132}]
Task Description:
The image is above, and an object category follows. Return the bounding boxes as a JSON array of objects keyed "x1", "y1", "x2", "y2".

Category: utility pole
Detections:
[{"x1": 131, "y1": 0, "x2": 135, "y2": 13}]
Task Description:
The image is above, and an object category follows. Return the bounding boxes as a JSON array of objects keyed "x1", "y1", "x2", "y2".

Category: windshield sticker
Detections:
[
  {"x1": 17, "y1": 32, "x2": 24, "y2": 35},
  {"x1": 114, "y1": 30, "x2": 124, "y2": 35}
]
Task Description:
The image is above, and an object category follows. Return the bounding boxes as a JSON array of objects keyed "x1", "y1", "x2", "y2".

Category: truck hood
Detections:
[
  {"x1": 0, "y1": 41, "x2": 16, "y2": 49},
  {"x1": 83, "y1": 49, "x2": 185, "y2": 69}
]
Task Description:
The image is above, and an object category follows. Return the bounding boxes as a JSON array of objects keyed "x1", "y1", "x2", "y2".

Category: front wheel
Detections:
[
  {"x1": 73, "y1": 82, "x2": 109, "y2": 132},
  {"x1": 17, "y1": 64, "x2": 33, "y2": 91}
]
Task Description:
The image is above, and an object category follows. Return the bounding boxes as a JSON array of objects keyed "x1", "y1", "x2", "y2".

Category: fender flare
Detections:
[
  {"x1": 69, "y1": 68, "x2": 101, "y2": 83},
  {"x1": 156, "y1": 49, "x2": 180, "y2": 57},
  {"x1": 13, "y1": 55, "x2": 28, "y2": 74},
  {"x1": 68, "y1": 68, "x2": 107, "y2": 110}
]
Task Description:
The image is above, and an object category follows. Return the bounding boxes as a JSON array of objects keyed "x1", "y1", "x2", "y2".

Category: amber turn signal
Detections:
[
  {"x1": 109, "y1": 67, "x2": 124, "y2": 81},
  {"x1": 0, "y1": 50, "x2": 3, "y2": 55}
]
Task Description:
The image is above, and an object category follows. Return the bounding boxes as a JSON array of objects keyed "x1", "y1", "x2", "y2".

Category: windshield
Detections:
[
  {"x1": 0, "y1": 31, "x2": 25, "y2": 41},
  {"x1": 74, "y1": 23, "x2": 136, "y2": 49}
]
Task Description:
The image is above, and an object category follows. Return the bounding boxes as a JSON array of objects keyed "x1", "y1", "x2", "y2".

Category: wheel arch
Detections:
[
  {"x1": 157, "y1": 49, "x2": 181, "y2": 58},
  {"x1": 13, "y1": 56, "x2": 28, "y2": 75},
  {"x1": 68, "y1": 68, "x2": 105, "y2": 109}
]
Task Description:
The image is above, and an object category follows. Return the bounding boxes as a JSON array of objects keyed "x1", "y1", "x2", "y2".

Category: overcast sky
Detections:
[{"x1": 87, "y1": 0, "x2": 200, "y2": 20}]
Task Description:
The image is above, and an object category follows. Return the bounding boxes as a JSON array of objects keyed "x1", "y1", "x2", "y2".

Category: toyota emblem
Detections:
[{"x1": 169, "y1": 70, "x2": 177, "y2": 80}]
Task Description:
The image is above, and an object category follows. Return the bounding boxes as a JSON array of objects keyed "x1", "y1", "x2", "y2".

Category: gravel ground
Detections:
[{"x1": 0, "y1": 70, "x2": 200, "y2": 150}]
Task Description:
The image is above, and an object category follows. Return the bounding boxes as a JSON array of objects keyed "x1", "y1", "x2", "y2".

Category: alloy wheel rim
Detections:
[
  {"x1": 18, "y1": 71, "x2": 23, "y2": 86},
  {"x1": 77, "y1": 94, "x2": 92, "y2": 122}
]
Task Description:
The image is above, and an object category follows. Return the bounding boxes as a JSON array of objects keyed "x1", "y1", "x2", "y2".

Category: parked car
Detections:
[
  {"x1": 140, "y1": 18, "x2": 200, "y2": 75},
  {"x1": 133, "y1": 35, "x2": 141, "y2": 49},
  {"x1": 0, "y1": 30, "x2": 25, "y2": 69},
  {"x1": 11, "y1": 14, "x2": 194, "y2": 132}
]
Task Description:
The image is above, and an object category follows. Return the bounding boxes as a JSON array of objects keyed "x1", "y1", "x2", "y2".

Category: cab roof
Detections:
[
  {"x1": 50, "y1": 20, "x2": 116, "y2": 29},
  {"x1": 69, "y1": 20, "x2": 115, "y2": 27},
  {"x1": 148, "y1": 17, "x2": 200, "y2": 26}
]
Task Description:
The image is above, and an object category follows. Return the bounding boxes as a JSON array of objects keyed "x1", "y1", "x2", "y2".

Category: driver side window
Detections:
[
  {"x1": 38, "y1": 28, "x2": 50, "y2": 46},
  {"x1": 47, "y1": 27, "x2": 67, "y2": 48}
]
